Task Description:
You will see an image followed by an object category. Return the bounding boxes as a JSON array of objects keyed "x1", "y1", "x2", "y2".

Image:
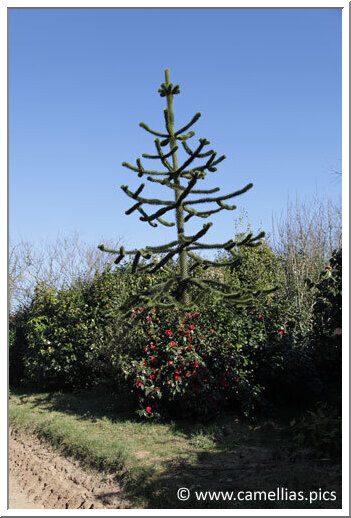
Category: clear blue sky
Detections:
[{"x1": 9, "y1": 8, "x2": 341, "y2": 252}]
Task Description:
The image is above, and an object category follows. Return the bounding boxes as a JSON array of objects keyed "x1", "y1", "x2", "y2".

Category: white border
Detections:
[{"x1": 2, "y1": 2, "x2": 349, "y2": 516}]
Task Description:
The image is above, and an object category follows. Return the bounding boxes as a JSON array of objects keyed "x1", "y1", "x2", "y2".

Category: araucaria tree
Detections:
[{"x1": 99, "y1": 69, "x2": 273, "y2": 311}]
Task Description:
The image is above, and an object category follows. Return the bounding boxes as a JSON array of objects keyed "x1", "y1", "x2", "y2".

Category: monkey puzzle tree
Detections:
[{"x1": 99, "y1": 69, "x2": 274, "y2": 311}]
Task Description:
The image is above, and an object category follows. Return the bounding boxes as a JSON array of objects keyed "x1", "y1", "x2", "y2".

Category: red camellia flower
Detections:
[
  {"x1": 146, "y1": 406, "x2": 152, "y2": 413},
  {"x1": 167, "y1": 380, "x2": 171, "y2": 385},
  {"x1": 151, "y1": 346, "x2": 156, "y2": 350},
  {"x1": 169, "y1": 361, "x2": 173, "y2": 365},
  {"x1": 185, "y1": 372, "x2": 190, "y2": 378},
  {"x1": 258, "y1": 315, "x2": 262, "y2": 320},
  {"x1": 138, "y1": 381, "x2": 142, "y2": 387},
  {"x1": 148, "y1": 317, "x2": 152, "y2": 322},
  {"x1": 187, "y1": 345, "x2": 192, "y2": 351},
  {"x1": 175, "y1": 375, "x2": 180, "y2": 381},
  {"x1": 193, "y1": 312, "x2": 199, "y2": 317},
  {"x1": 194, "y1": 361, "x2": 199, "y2": 368},
  {"x1": 144, "y1": 348, "x2": 148, "y2": 352},
  {"x1": 193, "y1": 370, "x2": 197, "y2": 375},
  {"x1": 139, "y1": 308, "x2": 143, "y2": 312},
  {"x1": 210, "y1": 329, "x2": 214, "y2": 333},
  {"x1": 155, "y1": 387, "x2": 159, "y2": 391},
  {"x1": 171, "y1": 341, "x2": 176, "y2": 346},
  {"x1": 190, "y1": 325, "x2": 195, "y2": 330},
  {"x1": 150, "y1": 374, "x2": 155, "y2": 379},
  {"x1": 166, "y1": 330, "x2": 172, "y2": 336},
  {"x1": 175, "y1": 369, "x2": 181, "y2": 374},
  {"x1": 278, "y1": 330, "x2": 284, "y2": 335},
  {"x1": 151, "y1": 357, "x2": 156, "y2": 363}
]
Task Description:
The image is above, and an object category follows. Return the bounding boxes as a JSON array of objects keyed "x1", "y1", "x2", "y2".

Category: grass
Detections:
[{"x1": 9, "y1": 387, "x2": 342, "y2": 509}]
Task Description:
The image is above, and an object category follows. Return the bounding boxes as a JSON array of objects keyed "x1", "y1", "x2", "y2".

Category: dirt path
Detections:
[{"x1": 9, "y1": 427, "x2": 134, "y2": 509}]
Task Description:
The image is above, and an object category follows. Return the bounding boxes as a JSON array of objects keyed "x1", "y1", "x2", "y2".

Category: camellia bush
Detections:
[{"x1": 121, "y1": 307, "x2": 263, "y2": 420}]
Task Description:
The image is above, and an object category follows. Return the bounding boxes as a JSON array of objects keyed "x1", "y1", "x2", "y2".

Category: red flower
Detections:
[
  {"x1": 193, "y1": 370, "x2": 197, "y2": 375},
  {"x1": 144, "y1": 348, "x2": 148, "y2": 352},
  {"x1": 151, "y1": 357, "x2": 156, "y2": 363},
  {"x1": 171, "y1": 341, "x2": 176, "y2": 346},
  {"x1": 193, "y1": 312, "x2": 199, "y2": 317},
  {"x1": 148, "y1": 317, "x2": 152, "y2": 321},
  {"x1": 194, "y1": 361, "x2": 199, "y2": 368},
  {"x1": 151, "y1": 346, "x2": 156, "y2": 350},
  {"x1": 169, "y1": 361, "x2": 173, "y2": 365},
  {"x1": 210, "y1": 329, "x2": 214, "y2": 333},
  {"x1": 188, "y1": 314, "x2": 192, "y2": 318},
  {"x1": 185, "y1": 372, "x2": 190, "y2": 378},
  {"x1": 155, "y1": 387, "x2": 160, "y2": 391},
  {"x1": 175, "y1": 369, "x2": 181, "y2": 374},
  {"x1": 139, "y1": 308, "x2": 143, "y2": 312},
  {"x1": 167, "y1": 380, "x2": 171, "y2": 385},
  {"x1": 187, "y1": 345, "x2": 193, "y2": 351},
  {"x1": 146, "y1": 406, "x2": 152, "y2": 413},
  {"x1": 190, "y1": 325, "x2": 195, "y2": 330},
  {"x1": 150, "y1": 374, "x2": 155, "y2": 379},
  {"x1": 278, "y1": 330, "x2": 284, "y2": 335},
  {"x1": 138, "y1": 381, "x2": 142, "y2": 387},
  {"x1": 258, "y1": 315, "x2": 262, "y2": 320},
  {"x1": 166, "y1": 330, "x2": 172, "y2": 336},
  {"x1": 175, "y1": 375, "x2": 180, "y2": 381}
]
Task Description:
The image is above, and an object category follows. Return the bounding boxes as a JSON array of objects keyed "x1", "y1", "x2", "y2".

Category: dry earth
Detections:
[{"x1": 9, "y1": 427, "x2": 133, "y2": 509}]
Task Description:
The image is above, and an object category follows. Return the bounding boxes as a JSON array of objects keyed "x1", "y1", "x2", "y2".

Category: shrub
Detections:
[
  {"x1": 249, "y1": 337, "x2": 323, "y2": 411},
  {"x1": 307, "y1": 249, "x2": 342, "y2": 399},
  {"x1": 9, "y1": 307, "x2": 30, "y2": 386},
  {"x1": 290, "y1": 402, "x2": 341, "y2": 457},
  {"x1": 21, "y1": 283, "x2": 100, "y2": 389},
  {"x1": 121, "y1": 307, "x2": 263, "y2": 420}
]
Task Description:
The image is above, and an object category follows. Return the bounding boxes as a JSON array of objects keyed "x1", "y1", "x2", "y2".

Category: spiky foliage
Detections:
[{"x1": 99, "y1": 69, "x2": 275, "y2": 311}]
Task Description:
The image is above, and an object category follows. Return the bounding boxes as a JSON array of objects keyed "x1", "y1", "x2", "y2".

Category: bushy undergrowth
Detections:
[
  {"x1": 9, "y1": 241, "x2": 342, "y2": 431},
  {"x1": 121, "y1": 308, "x2": 262, "y2": 419}
]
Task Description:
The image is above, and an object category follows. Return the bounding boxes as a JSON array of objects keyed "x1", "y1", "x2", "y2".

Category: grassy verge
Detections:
[{"x1": 9, "y1": 388, "x2": 341, "y2": 509}]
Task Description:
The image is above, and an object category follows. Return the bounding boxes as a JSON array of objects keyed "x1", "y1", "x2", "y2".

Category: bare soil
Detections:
[{"x1": 9, "y1": 427, "x2": 133, "y2": 509}]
